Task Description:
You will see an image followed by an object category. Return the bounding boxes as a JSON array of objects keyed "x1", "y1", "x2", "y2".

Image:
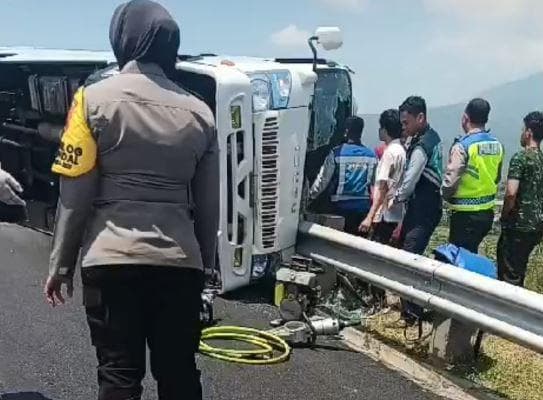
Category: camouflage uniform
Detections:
[{"x1": 498, "y1": 148, "x2": 543, "y2": 286}]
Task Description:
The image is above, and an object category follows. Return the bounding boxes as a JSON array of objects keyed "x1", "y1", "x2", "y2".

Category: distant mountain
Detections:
[{"x1": 361, "y1": 73, "x2": 543, "y2": 165}]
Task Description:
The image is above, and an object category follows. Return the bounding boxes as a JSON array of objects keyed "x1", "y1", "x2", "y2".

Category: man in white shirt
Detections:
[{"x1": 359, "y1": 109, "x2": 406, "y2": 244}]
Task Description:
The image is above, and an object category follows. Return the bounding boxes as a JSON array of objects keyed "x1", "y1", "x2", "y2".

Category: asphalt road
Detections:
[{"x1": 0, "y1": 224, "x2": 442, "y2": 400}]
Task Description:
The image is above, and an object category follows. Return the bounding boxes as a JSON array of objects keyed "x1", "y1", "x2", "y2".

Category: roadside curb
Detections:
[{"x1": 342, "y1": 327, "x2": 503, "y2": 400}]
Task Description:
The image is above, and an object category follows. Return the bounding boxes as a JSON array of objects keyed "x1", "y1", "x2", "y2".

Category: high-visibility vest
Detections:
[
  {"x1": 330, "y1": 143, "x2": 377, "y2": 212},
  {"x1": 448, "y1": 131, "x2": 504, "y2": 212}
]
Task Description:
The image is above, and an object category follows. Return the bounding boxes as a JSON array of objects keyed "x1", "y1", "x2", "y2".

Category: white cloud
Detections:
[
  {"x1": 270, "y1": 25, "x2": 312, "y2": 50},
  {"x1": 426, "y1": 30, "x2": 543, "y2": 77},
  {"x1": 422, "y1": 0, "x2": 543, "y2": 87},
  {"x1": 423, "y1": 0, "x2": 543, "y2": 21},
  {"x1": 318, "y1": 0, "x2": 367, "y2": 12}
]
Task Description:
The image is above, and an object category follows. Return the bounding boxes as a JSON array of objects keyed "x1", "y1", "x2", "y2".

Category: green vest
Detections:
[{"x1": 449, "y1": 131, "x2": 504, "y2": 212}]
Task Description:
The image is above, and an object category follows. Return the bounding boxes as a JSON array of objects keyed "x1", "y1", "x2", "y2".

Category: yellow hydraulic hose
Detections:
[{"x1": 199, "y1": 326, "x2": 291, "y2": 365}]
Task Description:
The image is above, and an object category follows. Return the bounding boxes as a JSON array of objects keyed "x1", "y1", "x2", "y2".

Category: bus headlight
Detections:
[
  {"x1": 250, "y1": 71, "x2": 292, "y2": 112},
  {"x1": 270, "y1": 71, "x2": 291, "y2": 109},
  {"x1": 251, "y1": 75, "x2": 271, "y2": 112}
]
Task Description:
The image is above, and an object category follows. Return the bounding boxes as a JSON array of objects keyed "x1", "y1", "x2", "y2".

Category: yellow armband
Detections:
[{"x1": 52, "y1": 88, "x2": 97, "y2": 177}]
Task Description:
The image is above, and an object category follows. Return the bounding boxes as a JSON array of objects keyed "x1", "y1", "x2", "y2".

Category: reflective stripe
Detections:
[
  {"x1": 335, "y1": 156, "x2": 380, "y2": 164},
  {"x1": 331, "y1": 194, "x2": 370, "y2": 202},
  {"x1": 448, "y1": 194, "x2": 496, "y2": 211},
  {"x1": 448, "y1": 201, "x2": 495, "y2": 211},
  {"x1": 449, "y1": 194, "x2": 496, "y2": 206},
  {"x1": 465, "y1": 165, "x2": 479, "y2": 180},
  {"x1": 337, "y1": 158, "x2": 347, "y2": 195},
  {"x1": 423, "y1": 168, "x2": 441, "y2": 188}
]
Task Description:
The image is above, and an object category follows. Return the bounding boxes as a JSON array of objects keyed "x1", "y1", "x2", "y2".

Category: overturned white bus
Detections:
[{"x1": 0, "y1": 28, "x2": 356, "y2": 293}]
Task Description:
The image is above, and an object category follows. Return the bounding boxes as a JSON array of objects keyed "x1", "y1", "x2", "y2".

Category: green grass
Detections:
[
  {"x1": 427, "y1": 225, "x2": 543, "y2": 294},
  {"x1": 363, "y1": 308, "x2": 543, "y2": 400},
  {"x1": 362, "y1": 223, "x2": 543, "y2": 400},
  {"x1": 467, "y1": 337, "x2": 543, "y2": 400},
  {"x1": 424, "y1": 224, "x2": 543, "y2": 400}
]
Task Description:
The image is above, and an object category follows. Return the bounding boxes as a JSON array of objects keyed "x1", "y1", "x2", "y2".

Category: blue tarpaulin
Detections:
[{"x1": 434, "y1": 244, "x2": 497, "y2": 279}]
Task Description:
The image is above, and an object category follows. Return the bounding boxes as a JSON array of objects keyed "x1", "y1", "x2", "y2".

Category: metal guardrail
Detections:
[{"x1": 297, "y1": 222, "x2": 543, "y2": 354}]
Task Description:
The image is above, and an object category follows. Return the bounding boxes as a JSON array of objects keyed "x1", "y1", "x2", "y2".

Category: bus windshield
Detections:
[{"x1": 304, "y1": 68, "x2": 353, "y2": 187}]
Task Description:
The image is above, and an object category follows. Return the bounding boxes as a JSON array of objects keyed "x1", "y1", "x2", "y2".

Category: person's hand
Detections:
[
  {"x1": 44, "y1": 275, "x2": 74, "y2": 307},
  {"x1": 0, "y1": 169, "x2": 25, "y2": 206},
  {"x1": 359, "y1": 216, "x2": 373, "y2": 234},
  {"x1": 500, "y1": 211, "x2": 514, "y2": 226},
  {"x1": 390, "y1": 224, "x2": 403, "y2": 247}
]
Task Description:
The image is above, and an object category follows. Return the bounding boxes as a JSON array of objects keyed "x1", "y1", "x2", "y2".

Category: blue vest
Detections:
[
  {"x1": 330, "y1": 143, "x2": 377, "y2": 212},
  {"x1": 407, "y1": 126, "x2": 443, "y2": 190}
]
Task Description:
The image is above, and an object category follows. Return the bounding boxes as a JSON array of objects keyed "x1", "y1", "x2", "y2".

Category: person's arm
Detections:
[
  {"x1": 49, "y1": 172, "x2": 98, "y2": 279},
  {"x1": 0, "y1": 168, "x2": 25, "y2": 206},
  {"x1": 360, "y1": 181, "x2": 388, "y2": 233},
  {"x1": 46, "y1": 88, "x2": 98, "y2": 306},
  {"x1": 495, "y1": 144, "x2": 505, "y2": 185},
  {"x1": 501, "y1": 152, "x2": 523, "y2": 222},
  {"x1": 395, "y1": 147, "x2": 427, "y2": 203},
  {"x1": 501, "y1": 179, "x2": 519, "y2": 220},
  {"x1": 309, "y1": 151, "x2": 335, "y2": 201},
  {"x1": 360, "y1": 152, "x2": 392, "y2": 232},
  {"x1": 496, "y1": 161, "x2": 503, "y2": 185},
  {"x1": 369, "y1": 156, "x2": 377, "y2": 198},
  {"x1": 441, "y1": 143, "x2": 467, "y2": 201},
  {"x1": 191, "y1": 122, "x2": 220, "y2": 273}
]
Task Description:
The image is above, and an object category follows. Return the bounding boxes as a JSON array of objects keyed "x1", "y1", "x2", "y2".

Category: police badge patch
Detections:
[{"x1": 51, "y1": 88, "x2": 97, "y2": 177}]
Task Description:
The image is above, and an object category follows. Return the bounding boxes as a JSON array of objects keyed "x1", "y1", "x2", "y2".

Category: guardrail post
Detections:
[{"x1": 430, "y1": 314, "x2": 478, "y2": 364}]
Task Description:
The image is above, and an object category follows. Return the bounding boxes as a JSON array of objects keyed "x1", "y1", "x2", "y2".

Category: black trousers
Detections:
[
  {"x1": 338, "y1": 210, "x2": 368, "y2": 236},
  {"x1": 82, "y1": 266, "x2": 204, "y2": 400},
  {"x1": 371, "y1": 221, "x2": 398, "y2": 245},
  {"x1": 368, "y1": 222, "x2": 398, "y2": 303},
  {"x1": 401, "y1": 202, "x2": 442, "y2": 256},
  {"x1": 449, "y1": 210, "x2": 494, "y2": 253},
  {"x1": 497, "y1": 228, "x2": 543, "y2": 287},
  {"x1": 400, "y1": 199, "x2": 442, "y2": 322}
]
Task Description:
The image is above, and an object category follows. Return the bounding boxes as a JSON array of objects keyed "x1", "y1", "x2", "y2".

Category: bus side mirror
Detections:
[{"x1": 315, "y1": 27, "x2": 343, "y2": 51}]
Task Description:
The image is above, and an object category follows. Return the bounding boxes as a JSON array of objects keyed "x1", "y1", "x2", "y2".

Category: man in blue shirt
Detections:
[{"x1": 309, "y1": 116, "x2": 378, "y2": 235}]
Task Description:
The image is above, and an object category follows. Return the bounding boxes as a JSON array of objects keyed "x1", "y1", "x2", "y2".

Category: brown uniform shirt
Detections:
[{"x1": 49, "y1": 61, "x2": 219, "y2": 277}]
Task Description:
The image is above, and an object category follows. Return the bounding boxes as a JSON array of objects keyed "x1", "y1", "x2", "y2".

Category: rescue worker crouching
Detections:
[
  {"x1": 442, "y1": 98, "x2": 504, "y2": 253},
  {"x1": 308, "y1": 116, "x2": 378, "y2": 235},
  {"x1": 43, "y1": 1, "x2": 219, "y2": 399}
]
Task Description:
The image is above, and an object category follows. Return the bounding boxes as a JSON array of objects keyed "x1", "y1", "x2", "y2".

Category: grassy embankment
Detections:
[{"x1": 364, "y1": 225, "x2": 543, "y2": 400}]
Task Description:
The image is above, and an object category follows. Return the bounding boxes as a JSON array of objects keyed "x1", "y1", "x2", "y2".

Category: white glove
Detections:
[{"x1": 0, "y1": 168, "x2": 25, "y2": 206}]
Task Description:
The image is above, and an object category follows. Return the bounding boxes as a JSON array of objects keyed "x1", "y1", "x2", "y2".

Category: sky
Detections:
[{"x1": 1, "y1": 0, "x2": 543, "y2": 113}]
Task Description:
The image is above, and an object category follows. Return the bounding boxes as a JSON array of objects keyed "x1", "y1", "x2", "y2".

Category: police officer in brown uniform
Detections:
[{"x1": 43, "y1": 1, "x2": 219, "y2": 399}]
